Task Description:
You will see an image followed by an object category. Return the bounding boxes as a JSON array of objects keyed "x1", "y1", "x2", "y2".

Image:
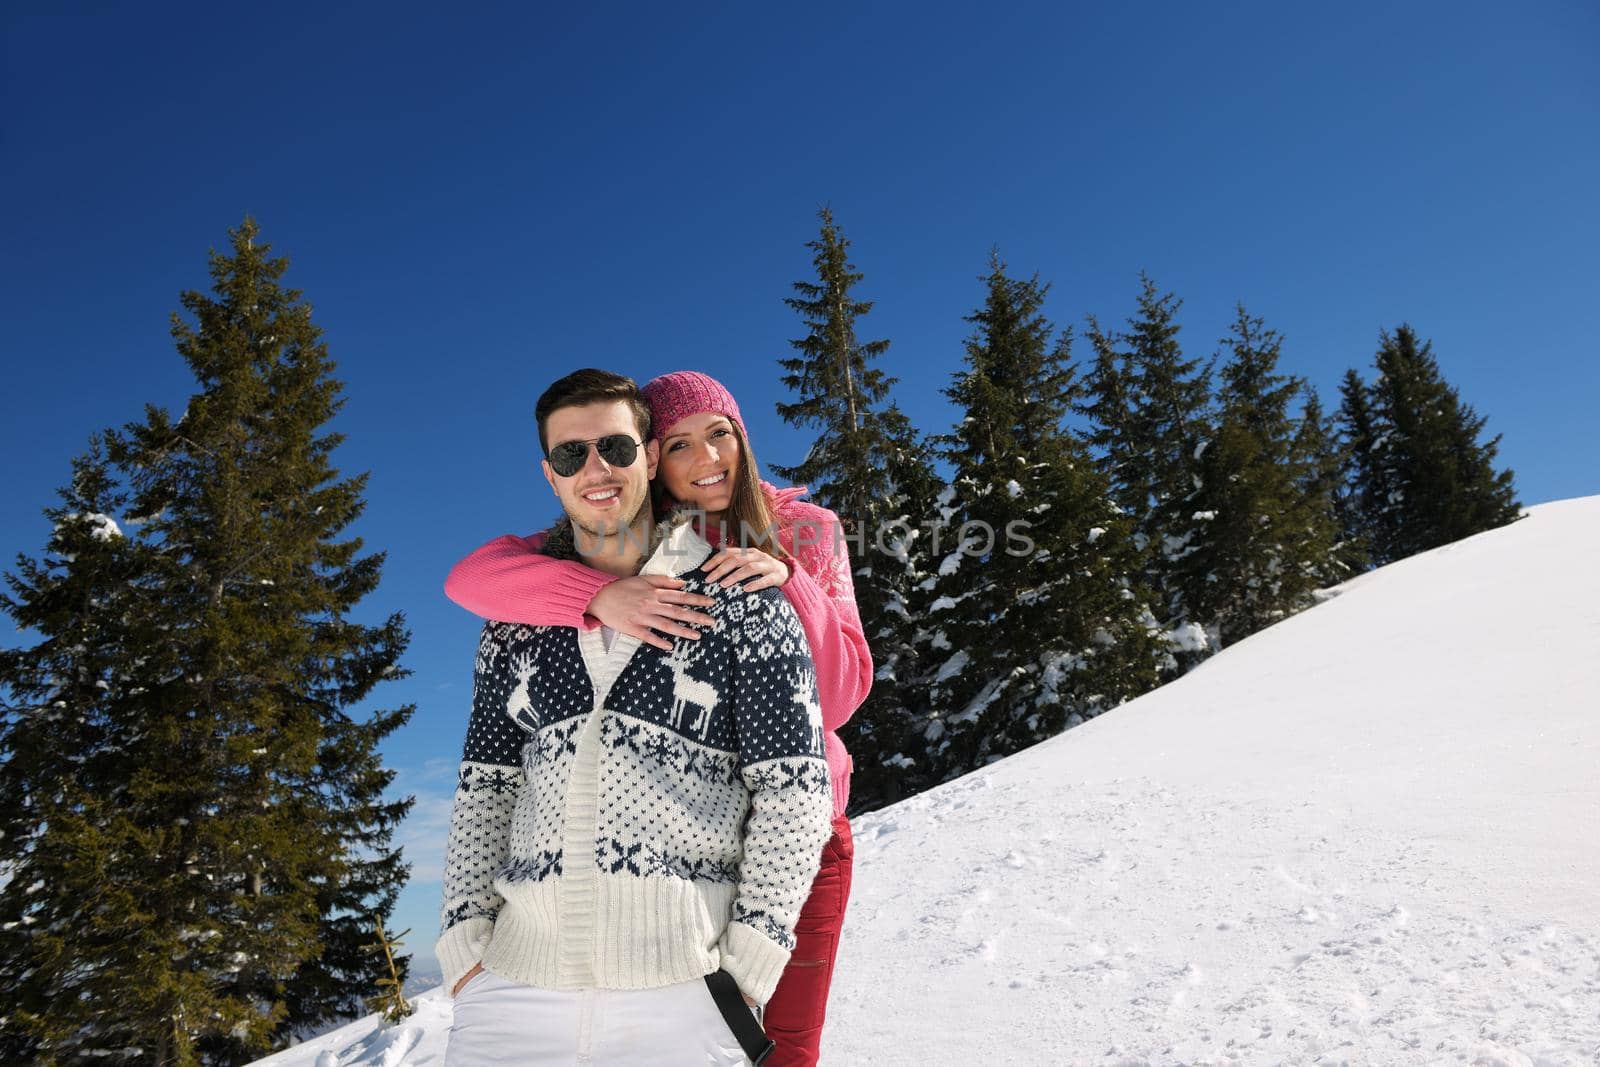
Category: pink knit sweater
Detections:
[{"x1": 443, "y1": 483, "x2": 872, "y2": 815}]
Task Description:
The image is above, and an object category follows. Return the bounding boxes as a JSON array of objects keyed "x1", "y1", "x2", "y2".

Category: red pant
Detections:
[{"x1": 762, "y1": 813, "x2": 854, "y2": 1067}]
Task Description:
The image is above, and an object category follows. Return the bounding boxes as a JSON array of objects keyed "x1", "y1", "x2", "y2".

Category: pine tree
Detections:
[
  {"x1": 770, "y1": 207, "x2": 944, "y2": 811},
  {"x1": 1077, "y1": 273, "x2": 1214, "y2": 668},
  {"x1": 1335, "y1": 366, "x2": 1385, "y2": 559},
  {"x1": 840, "y1": 406, "x2": 947, "y2": 810},
  {"x1": 0, "y1": 438, "x2": 168, "y2": 1062},
  {"x1": 1076, "y1": 314, "x2": 1140, "y2": 519},
  {"x1": 920, "y1": 253, "x2": 1163, "y2": 781},
  {"x1": 774, "y1": 206, "x2": 897, "y2": 516},
  {"x1": 1340, "y1": 324, "x2": 1521, "y2": 566},
  {"x1": 365, "y1": 916, "x2": 413, "y2": 1023},
  {"x1": 0, "y1": 219, "x2": 414, "y2": 1064},
  {"x1": 1164, "y1": 305, "x2": 1343, "y2": 649},
  {"x1": 1293, "y1": 384, "x2": 1366, "y2": 580}
]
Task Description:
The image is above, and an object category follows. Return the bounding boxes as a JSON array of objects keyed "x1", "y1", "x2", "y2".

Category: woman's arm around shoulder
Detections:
[
  {"x1": 444, "y1": 531, "x2": 721, "y2": 648},
  {"x1": 443, "y1": 530, "x2": 614, "y2": 629}
]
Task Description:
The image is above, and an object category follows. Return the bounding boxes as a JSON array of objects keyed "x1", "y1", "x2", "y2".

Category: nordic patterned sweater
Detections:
[
  {"x1": 442, "y1": 480, "x2": 873, "y2": 815},
  {"x1": 434, "y1": 511, "x2": 834, "y2": 1007}
]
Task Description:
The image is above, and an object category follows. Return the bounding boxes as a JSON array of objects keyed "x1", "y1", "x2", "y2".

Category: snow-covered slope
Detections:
[{"x1": 255, "y1": 497, "x2": 1600, "y2": 1066}]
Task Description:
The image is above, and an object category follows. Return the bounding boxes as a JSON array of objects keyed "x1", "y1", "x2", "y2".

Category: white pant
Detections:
[{"x1": 444, "y1": 966, "x2": 752, "y2": 1066}]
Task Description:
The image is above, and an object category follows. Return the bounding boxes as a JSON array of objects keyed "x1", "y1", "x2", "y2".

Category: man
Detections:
[{"x1": 437, "y1": 368, "x2": 834, "y2": 1066}]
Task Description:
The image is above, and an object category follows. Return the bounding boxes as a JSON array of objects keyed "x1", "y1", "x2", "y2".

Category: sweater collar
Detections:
[
  {"x1": 541, "y1": 509, "x2": 713, "y2": 579},
  {"x1": 640, "y1": 509, "x2": 715, "y2": 578}
]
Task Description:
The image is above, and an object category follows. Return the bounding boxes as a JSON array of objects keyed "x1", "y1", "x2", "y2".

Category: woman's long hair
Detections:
[{"x1": 653, "y1": 419, "x2": 792, "y2": 564}]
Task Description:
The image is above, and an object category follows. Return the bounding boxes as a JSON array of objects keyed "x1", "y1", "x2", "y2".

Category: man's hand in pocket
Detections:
[{"x1": 452, "y1": 962, "x2": 484, "y2": 997}]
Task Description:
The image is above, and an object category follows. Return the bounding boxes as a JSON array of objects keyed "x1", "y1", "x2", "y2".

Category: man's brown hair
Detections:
[{"x1": 535, "y1": 368, "x2": 652, "y2": 454}]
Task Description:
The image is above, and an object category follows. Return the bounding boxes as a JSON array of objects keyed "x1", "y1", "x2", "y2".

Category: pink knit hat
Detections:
[{"x1": 640, "y1": 370, "x2": 748, "y2": 443}]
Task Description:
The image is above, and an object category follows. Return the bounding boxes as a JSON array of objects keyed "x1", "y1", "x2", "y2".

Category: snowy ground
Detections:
[{"x1": 254, "y1": 496, "x2": 1600, "y2": 1066}]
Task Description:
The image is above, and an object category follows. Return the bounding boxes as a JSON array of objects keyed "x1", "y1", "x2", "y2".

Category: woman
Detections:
[{"x1": 444, "y1": 370, "x2": 871, "y2": 1066}]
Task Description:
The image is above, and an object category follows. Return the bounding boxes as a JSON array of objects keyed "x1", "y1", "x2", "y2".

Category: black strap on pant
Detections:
[{"x1": 703, "y1": 969, "x2": 776, "y2": 1065}]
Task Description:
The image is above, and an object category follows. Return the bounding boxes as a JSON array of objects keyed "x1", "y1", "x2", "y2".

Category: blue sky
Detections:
[{"x1": 4, "y1": 2, "x2": 1596, "y2": 979}]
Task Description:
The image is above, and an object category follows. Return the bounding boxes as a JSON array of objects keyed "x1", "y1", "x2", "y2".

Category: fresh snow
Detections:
[
  {"x1": 250, "y1": 497, "x2": 1600, "y2": 1066},
  {"x1": 1162, "y1": 531, "x2": 1197, "y2": 561},
  {"x1": 59, "y1": 511, "x2": 122, "y2": 541},
  {"x1": 85, "y1": 512, "x2": 121, "y2": 540},
  {"x1": 1164, "y1": 620, "x2": 1211, "y2": 653},
  {"x1": 948, "y1": 675, "x2": 1007, "y2": 727},
  {"x1": 933, "y1": 650, "x2": 971, "y2": 685}
]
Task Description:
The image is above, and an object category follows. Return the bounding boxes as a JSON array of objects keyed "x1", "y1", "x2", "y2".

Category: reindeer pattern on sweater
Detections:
[{"x1": 435, "y1": 513, "x2": 834, "y2": 1003}]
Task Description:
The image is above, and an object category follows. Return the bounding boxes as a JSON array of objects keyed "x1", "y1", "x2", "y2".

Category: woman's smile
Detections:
[{"x1": 662, "y1": 413, "x2": 742, "y2": 510}]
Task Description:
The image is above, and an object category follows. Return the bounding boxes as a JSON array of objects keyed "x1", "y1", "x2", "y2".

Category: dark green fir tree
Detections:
[
  {"x1": 1335, "y1": 366, "x2": 1386, "y2": 559},
  {"x1": 774, "y1": 206, "x2": 897, "y2": 516},
  {"x1": 920, "y1": 253, "x2": 1163, "y2": 782},
  {"x1": 1340, "y1": 324, "x2": 1521, "y2": 566},
  {"x1": 0, "y1": 219, "x2": 415, "y2": 1065},
  {"x1": 1164, "y1": 305, "x2": 1344, "y2": 650},
  {"x1": 1292, "y1": 383, "x2": 1367, "y2": 579},
  {"x1": 1077, "y1": 273, "x2": 1215, "y2": 669},
  {"x1": 771, "y1": 207, "x2": 945, "y2": 811},
  {"x1": 1076, "y1": 313, "x2": 1140, "y2": 518},
  {"x1": 0, "y1": 438, "x2": 168, "y2": 1062}
]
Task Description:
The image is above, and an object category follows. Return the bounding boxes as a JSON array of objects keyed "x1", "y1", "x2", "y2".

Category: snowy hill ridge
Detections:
[{"x1": 256, "y1": 497, "x2": 1600, "y2": 1066}]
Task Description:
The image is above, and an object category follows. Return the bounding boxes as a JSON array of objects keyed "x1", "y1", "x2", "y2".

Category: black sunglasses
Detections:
[{"x1": 546, "y1": 434, "x2": 643, "y2": 477}]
